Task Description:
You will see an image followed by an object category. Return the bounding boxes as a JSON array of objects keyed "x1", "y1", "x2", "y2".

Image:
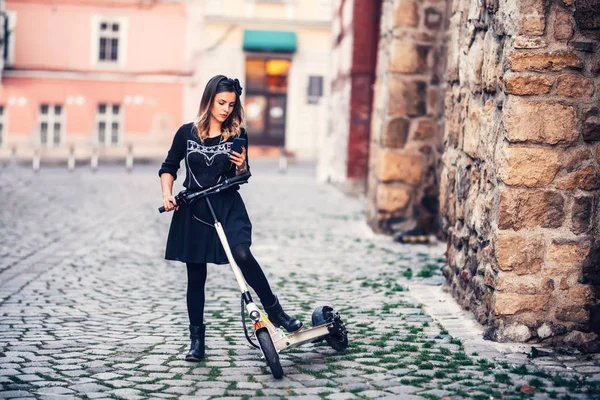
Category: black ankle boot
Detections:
[
  {"x1": 185, "y1": 324, "x2": 205, "y2": 361},
  {"x1": 264, "y1": 295, "x2": 303, "y2": 333}
]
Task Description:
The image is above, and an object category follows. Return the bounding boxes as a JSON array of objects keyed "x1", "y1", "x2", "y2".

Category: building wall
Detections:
[
  {"x1": 200, "y1": 0, "x2": 333, "y2": 159},
  {"x1": 0, "y1": 0, "x2": 201, "y2": 159},
  {"x1": 317, "y1": 0, "x2": 380, "y2": 193},
  {"x1": 441, "y1": 0, "x2": 600, "y2": 341},
  {"x1": 0, "y1": 77, "x2": 183, "y2": 149},
  {"x1": 8, "y1": 1, "x2": 186, "y2": 73},
  {"x1": 317, "y1": 0, "x2": 353, "y2": 185}
]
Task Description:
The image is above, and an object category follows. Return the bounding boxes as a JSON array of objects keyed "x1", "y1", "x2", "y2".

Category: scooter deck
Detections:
[{"x1": 270, "y1": 324, "x2": 333, "y2": 352}]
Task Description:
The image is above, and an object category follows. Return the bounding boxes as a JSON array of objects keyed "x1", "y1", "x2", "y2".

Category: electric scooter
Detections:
[{"x1": 159, "y1": 172, "x2": 349, "y2": 378}]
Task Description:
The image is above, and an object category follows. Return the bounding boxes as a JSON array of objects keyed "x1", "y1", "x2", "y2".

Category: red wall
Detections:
[{"x1": 346, "y1": 0, "x2": 381, "y2": 180}]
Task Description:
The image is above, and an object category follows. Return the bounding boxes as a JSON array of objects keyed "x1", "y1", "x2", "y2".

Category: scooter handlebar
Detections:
[
  {"x1": 223, "y1": 171, "x2": 252, "y2": 186},
  {"x1": 157, "y1": 171, "x2": 251, "y2": 214}
]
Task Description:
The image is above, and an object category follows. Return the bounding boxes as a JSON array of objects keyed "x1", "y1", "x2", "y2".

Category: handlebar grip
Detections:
[
  {"x1": 158, "y1": 206, "x2": 166, "y2": 213},
  {"x1": 226, "y1": 171, "x2": 252, "y2": 185}
]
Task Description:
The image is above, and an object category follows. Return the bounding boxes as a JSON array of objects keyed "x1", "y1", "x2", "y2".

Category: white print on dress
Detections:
[{"x1": 186, "y1": 140, "x2": 232, "y2": 188}]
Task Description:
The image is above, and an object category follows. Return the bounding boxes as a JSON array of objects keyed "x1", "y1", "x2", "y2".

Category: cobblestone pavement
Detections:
[{"x1": 1, "y1": 161, "x2": 600, "y2": 400}]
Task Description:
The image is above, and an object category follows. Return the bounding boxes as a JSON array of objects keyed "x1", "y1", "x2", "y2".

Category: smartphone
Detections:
[{"x1": 231, "y1": 137, "x2": 246, "y2": 154}]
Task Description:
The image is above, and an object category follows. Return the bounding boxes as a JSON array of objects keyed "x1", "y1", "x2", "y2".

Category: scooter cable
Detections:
[{"x1": 241, "y1": 294, "x2": 260, "y2": 349}]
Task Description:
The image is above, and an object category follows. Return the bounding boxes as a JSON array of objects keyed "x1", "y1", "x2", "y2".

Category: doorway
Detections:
[{"x1": 244, "y1": 58, "x2": 290, "y2": 146}]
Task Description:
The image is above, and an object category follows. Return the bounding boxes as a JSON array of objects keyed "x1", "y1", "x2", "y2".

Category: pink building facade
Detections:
[{"x1": 0, "y1": 0, "x2": 203, "y2": 160}]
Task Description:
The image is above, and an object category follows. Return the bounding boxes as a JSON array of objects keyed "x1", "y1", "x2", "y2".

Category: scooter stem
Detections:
[
  {"x1": 204, "y1": 197, "x2": 249, "y2": 294},
  {"x1": 214, "y1": 221, "x2": 249, "y2": 294}
]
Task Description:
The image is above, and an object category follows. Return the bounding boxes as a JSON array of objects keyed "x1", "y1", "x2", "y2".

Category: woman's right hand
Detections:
[{"x1": 163, "y1": 194, "x2": 179, "y2": 212}]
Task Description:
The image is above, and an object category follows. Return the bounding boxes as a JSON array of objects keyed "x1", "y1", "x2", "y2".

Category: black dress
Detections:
[{"x1": 158, "y1": 123, "x2": 252, "y2": 265}]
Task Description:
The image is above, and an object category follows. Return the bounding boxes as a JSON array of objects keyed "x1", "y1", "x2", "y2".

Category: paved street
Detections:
[{"x1": 1, "y1": 161, "x2": 599, "y2": 400}]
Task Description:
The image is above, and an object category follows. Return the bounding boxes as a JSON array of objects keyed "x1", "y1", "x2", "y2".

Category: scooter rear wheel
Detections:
[
  {"x1": 312, "y1": 305, "x2": 349, "y2": 352},
  {"x1": 256, "y1": 328, "x2": 283, "y2": 379}
]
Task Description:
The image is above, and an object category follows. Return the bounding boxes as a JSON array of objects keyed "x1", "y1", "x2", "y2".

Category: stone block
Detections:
[
  {"x1": 496, "y1": 272, "x2": 540, "y2": 294},
  {"x1": 538, "y1": 323, "x2": 553, "y2": 338},
  {"x1": 556, "y1": 74, "x2": 594, "y2": 97},
  {"x1": 555, "y1": 164, "x2": 599, "y2": 190},
  {"x1": 519, "y1": 0, "x2": 545, "y2": 15},
  {"x1": 516, "y1": 0, "x2": 547, "y2": 35},
  {"x1": 411, "y1": 119, "x2": 437, "y2": 141},
  {"x1": 388, "y1": 78, "x2": 427, "y2": 117},
  {"x1": 514, "y1": 36, "x2": 547, "y2": 49},
  {"x1": 546, "y1": 240, "x2": 591, "y2": 269},
  {"x1": 504, "y1": 74, "x2": 552, "y2": 95},
  {"x1": 446, "y1": 19, "x2": 460, "y2": 82},
  {"x1": 556, "y1": 305, "x2": 589, "y2": 323},
  {"x1": 494, "y1": 293, "x2": 550, "y2": 315},
  {"x1": 395, "y1": 0, "x2": 419, "y2": 27},
  {"x1": 554, "y1": 11, "x2": 574, "y2": 40},
  {"x1": 498, "y1": 146, "x2": 560, "y2": 187},
  {"x1": 376, "y1": 184, "x2": 411, "y2": 211},
  {"x1": 496, "y1": 232, "x2": 544, "y2": 274},
  {"x1": 518, "y1": 14, "x2": 546, "y2": 36},
  {"x1": 390, "y1": 39, "x2": 429, "y2": 74},
  {"x1": 463, "y1": 121, "x2": 481, "y2": 159},
  {"x1": 508, "y1": 51, "x2": 582, "y2": 72},
  {"x1": 564, "y1": 330, "x2": 598, "y2": 345},
  {"x1": 382, "y1": 117, "x2": 410, "y2": 148},
  {"x1": 498, "y1": 189, "x2": 565, "y2": 230},
  {"x1": 571, "y1": 195, "x2": 593, "y2": 234},
  {"x1": 567, "y1": 285, "x2": 594, "y2": 304},
  {"x1": 582, "y1": 116, "x2": 600, "y2": 141},
  {"x1": 377, "y1": 150, "x2": 424, "y2": 185},
  {"x1": 504, "y1": 99, "x2": 577, "y2": 144},
  {"x1": 502, "y1": 323, "x2": 532, "y2": 341},
  {"x1": 483, "y1": 30, "x2": 501, "y2": 92},
  {"x1": 468, "y1": 32, "x2": 485, "y2": 93}
]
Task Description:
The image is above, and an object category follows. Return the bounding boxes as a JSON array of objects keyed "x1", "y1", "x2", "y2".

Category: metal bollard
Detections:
[
  {"x1": 10, "y1": 146, "x2": 17, "y2": 167},
  {"x1": 126, "y1": 144, "x2": 134, "y2": 173},
  {"x1": 90, "y1": 147, "x2": 98, "y2": 172},
  {"x1": 67, "y1": 145, "x2": 75, "y2": 172},
  {"x1": 278, "y1": 147, "x2": 288, "y2": 174},
  {"x1": 32, "y1": 149, "x2": 40, "y2": 173}
]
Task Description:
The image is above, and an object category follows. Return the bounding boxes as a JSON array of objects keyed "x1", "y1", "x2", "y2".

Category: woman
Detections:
[{"x1": 159, "y1": 75, "x2": 303, "y2": 361}]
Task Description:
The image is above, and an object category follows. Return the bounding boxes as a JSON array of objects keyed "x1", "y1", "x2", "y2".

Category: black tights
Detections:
[{"x1": 186, "y1": 245, "x2": 275, "y2": 326}]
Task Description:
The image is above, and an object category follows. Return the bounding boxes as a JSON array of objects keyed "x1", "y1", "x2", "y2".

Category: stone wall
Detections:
[
  {"x1": 367, "y1": 0, "x2": 448, "y2": 234},
  {"x1": 440, "y1": 0, "x2": 600, "y2": 341}
]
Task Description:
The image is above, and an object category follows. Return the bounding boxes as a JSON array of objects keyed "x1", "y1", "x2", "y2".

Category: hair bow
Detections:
[{"x1": 231, "y1": 78, "x2": 243, "y2": 96}]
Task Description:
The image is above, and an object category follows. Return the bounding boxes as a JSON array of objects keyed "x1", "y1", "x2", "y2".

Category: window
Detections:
[
  {"x1": 0, "y1": 106, "x2": 5, "y2": 147},
  {"x1": 99, "y1": 22, "x2": 119, "y2": 62},
  {"x1": 4, "y1": 11, "x2": 17, "y2": 66},
  {"x1": 307, "y1": 76, "x2": 323, "y2": 104},
  {"x1": 96, "y1": 103, "x2": 121, "y2": 145},
  {"x1": 39, "y1": 104, "x2": 63, "y2": 147},
  {"x1": 91, "y1": 16, "x2": 127, "y2": 67}
]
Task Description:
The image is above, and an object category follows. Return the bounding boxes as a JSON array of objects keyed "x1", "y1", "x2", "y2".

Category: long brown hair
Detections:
[{"x1": 193, "y1": 75, "x2": 245, "y2": 142}]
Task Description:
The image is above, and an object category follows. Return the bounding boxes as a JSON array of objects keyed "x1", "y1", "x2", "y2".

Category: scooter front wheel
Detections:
[{"x1": 256, "y1": 328, "x2": 283, "y2": 379}]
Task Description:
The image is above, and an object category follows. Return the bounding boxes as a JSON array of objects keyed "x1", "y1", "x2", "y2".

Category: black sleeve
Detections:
[{"x1": 158, "y1": 125, "x2": 186, "y2": 180}]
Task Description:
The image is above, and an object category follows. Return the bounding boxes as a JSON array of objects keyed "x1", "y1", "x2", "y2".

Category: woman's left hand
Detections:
[{"x1": 229, "y1": 146, "x2": 247, "y2": 168}]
